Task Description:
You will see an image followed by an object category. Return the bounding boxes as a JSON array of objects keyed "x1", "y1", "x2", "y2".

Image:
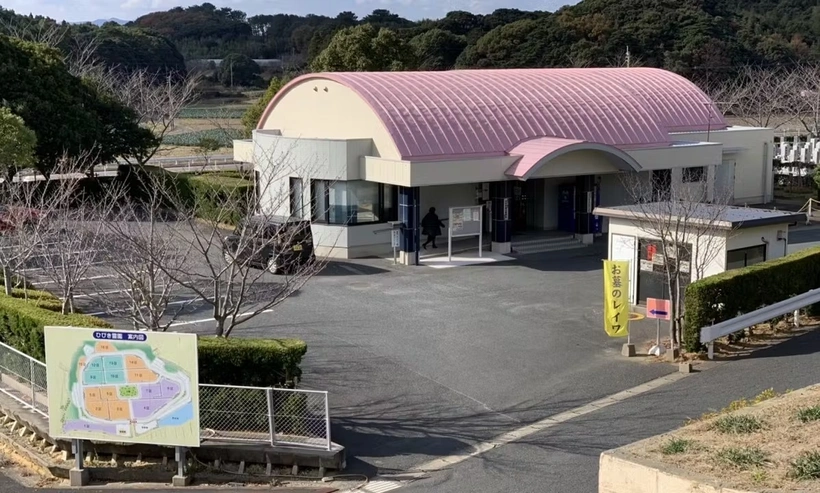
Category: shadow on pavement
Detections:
[
  {"x1": 723, "y1": 326, "x2": 820, "y2": 361},
  {"x1": 315, "y1": 261, "x2": 390, "y2": 276}
]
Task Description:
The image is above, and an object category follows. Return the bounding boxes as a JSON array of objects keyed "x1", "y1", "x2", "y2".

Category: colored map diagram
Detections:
[{"x1": 45, "y1": 327, "x2": 200, "y2": 448}]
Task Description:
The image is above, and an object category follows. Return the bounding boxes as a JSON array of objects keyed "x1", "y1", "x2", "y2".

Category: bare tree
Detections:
[
  {"x1": 710, "y1": 66, "x2": 795, "y2": 129},
  {"x1": 0, "y1": 156, "x2": 87, "y2": 296},
  {"x1": 620, "y1": 169, "x2": 735, "y2": 356},
  {"x1": 34, "y1": 199, "x2": 115, "y2": 314},
  {"x1": 81, "y1": 178, "x2": 197, "y2": 331},
  {"x1": 147, "y1": 145, "x2": 338, "y2": 337},
  {"x1": 789, "y1": 63, "x2": 820, "y2": 138},
  {"x1": 98, "y1": 68, "x2": 203, "y2": 166}
]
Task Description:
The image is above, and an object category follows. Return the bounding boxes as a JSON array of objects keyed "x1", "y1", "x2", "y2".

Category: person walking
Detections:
[{"x1": 421, "y1": 207, "x2": 445, "y2": 249}]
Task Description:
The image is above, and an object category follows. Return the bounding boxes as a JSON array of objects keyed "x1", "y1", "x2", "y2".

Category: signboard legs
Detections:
[
  {"x1": 173, "y1": 447, "x2": 192, "y2": 486},
  {"x1": 69, "y1": 439, "x2": 88, "y2": 486}
]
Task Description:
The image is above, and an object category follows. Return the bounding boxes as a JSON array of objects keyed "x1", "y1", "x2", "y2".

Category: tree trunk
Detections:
[
  {"x1": 214, "y1": 317, "x2": 226, "y2": 337},
  {"x1": 2, "y1": 265, "x2": 12, "y2": 296}
]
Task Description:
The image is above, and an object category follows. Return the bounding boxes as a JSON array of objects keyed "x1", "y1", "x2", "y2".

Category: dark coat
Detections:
[{"x1": 421, "y1": 212, "x2": 444, "y2": 237}]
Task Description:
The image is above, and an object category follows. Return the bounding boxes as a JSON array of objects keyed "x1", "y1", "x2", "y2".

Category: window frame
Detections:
[
  {"x1": 310, "y1": 180, "x2": 398, "y2": 226},
  {"x1": 682, "y1": 166, "x2": 706, "y2": 183},
  {"x1": 726, "y1": 244, "x2": 767, "y2": 270}
]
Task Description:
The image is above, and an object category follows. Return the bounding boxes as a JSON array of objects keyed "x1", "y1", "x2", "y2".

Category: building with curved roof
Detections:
[{"x1": 235, "y1": 68, "x2": 774, "y2": 263}]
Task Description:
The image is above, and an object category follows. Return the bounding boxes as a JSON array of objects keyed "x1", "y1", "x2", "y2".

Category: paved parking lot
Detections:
[{"x1": 21, "y1": 242, "x2": 671, "y2": 478}]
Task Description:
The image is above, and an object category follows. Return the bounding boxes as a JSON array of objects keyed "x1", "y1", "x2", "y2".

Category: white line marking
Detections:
[
  {"x1": 360, "y1": 480, "x2": 404, "y2": 493},
  {"x1": 20, "y1": 259, "x2": 111, "y2": 272},
  {"x1": 86, "y1": 298, "x2": 200, "y2": 317},
  {"x1": 168, "y1": 307, "x2": 276, "y2": 327},
  {"x1": 410, "y1": 372, "x2": 689, "y2": 473},
  {"x1": 36, "y1": 274, "x2": 118, "y2": 285},
  {"x1": 72, "y1": 285, "x2": 173, "y2": 300}
]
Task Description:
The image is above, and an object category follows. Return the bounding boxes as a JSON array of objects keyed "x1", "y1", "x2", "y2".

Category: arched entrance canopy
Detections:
[{"x1": 505, "y1": 137, "x2": 643, "y2": 180}]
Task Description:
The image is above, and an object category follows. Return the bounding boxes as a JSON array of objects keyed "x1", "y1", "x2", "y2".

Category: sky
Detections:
[{"x1": 1, "y1": 0, "x2": 576, "y2": 23}]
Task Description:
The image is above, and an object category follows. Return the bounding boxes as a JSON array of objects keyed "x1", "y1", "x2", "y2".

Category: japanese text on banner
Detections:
[{"x1": 603, "y1": 260, "x2": 630, "y2": 338}]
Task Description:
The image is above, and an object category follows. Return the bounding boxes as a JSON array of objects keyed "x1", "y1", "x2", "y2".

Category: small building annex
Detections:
[{"x1": 233, "y1": 67, "x2": 775, "y2": 263}]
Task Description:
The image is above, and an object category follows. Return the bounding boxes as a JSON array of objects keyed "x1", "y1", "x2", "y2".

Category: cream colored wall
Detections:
[
  {"x1": 725, "y1": 224, "x2": 787, "y2": 264},
  {"x1": 261, "y1": 79, "x2": 401, "y2": 160},
  {"x1": 253, "y1": 131, "x2": 371, "y2": 181},
  {"x1": 673, "y1": 127, "x2": 774, "y2": 204},
  {"x1": 529, "y1": 150, "x2": 621, "y2": 178},
  {"x1": 311, "y1": 222, "x2": 393, "y2": 259},
  {"x1": 407, "y1": 155, "x2": 518, "y2": 186},
  {"x1": 606, "y1": 217, "x2": 729, "y2": 284},
  {"x1": 626, "y1": 143, "x2": 722, "y2": 171},
  {"x1": 233, "y1": 139, "x2": 254, "y2": 163}
]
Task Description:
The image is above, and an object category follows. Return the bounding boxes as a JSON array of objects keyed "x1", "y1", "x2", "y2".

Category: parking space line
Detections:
[
  {"x1": 36, "y1": 274, "x2": 118, "y2": 285},
  {"x1": 20, "y1": 259, "x2": 112, "y2": 272},
  {"x1": 72, "y1": 286, "x2": 168, "y2": 299},
  {"x1": 85, "y1": 297, "x2": 200, "y2": 317},
  {"x1": 169, "y1": 307, "x2": 275, "y2": 327}
]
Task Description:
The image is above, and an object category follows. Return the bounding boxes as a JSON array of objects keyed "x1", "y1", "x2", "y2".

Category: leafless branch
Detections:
[
  {"x1": 788, "y1": 63, "x2": 820, "y2": 138},
  {"x1": 716, "y1": 66, "x2": 796, "y2": 129},
  {"x1": 81, "y1": 178, "x2": 196, "y2": 331},
  {"x1": 144, "y1": 142, "x2": 339, "y2": 337},
  {"x1": 619, "y1": 168, "x2": 736, "y2": 352}
]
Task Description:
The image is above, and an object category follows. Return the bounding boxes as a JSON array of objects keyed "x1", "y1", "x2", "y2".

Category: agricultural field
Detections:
[{"x1": 162, "y1": 97, "x2": 255, "y2": 152}]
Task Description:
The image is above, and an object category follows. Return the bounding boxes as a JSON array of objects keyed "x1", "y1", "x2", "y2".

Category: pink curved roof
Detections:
[{"x1": 259, "y1": 68, "x2": 727, "y2": 161}]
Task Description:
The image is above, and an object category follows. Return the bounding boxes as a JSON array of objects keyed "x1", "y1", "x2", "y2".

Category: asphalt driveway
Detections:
[{"x1": 24, "y1": 242, "x2": 672, "y2": 477}]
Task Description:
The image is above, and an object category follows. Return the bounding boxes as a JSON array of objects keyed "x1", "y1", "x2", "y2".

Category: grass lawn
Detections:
[{"x1": 631, "y1": 386, "x2": 820, "y2": 490}]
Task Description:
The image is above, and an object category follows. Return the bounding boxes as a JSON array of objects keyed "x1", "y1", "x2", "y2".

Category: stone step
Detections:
[
  {"x1": 511, "y1": 235, "x2": 577, "y2": 247},
  {"x1": 512, "y1": 241, "x2": 588, "y2": 255}
]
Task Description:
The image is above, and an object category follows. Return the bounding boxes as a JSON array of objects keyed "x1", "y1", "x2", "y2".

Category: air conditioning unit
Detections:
[{"x1": 777, "y1": 230, "x2": 787, "y2": 240}]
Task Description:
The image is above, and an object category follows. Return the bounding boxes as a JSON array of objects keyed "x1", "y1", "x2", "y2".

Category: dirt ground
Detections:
[{"x1": 630, "y1": 384, "x2": 820, "y2": 490}]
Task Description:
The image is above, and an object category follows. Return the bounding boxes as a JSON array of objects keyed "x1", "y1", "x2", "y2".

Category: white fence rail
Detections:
[
  {"x1": 0, "y1": 341, "x2": 331, "y2": 450},
  {"x1": 700, "y1": 288, "x2": 820, "y2": 359}
]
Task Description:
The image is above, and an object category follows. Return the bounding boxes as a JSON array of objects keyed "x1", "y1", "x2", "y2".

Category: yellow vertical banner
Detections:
[{"x1": 603, "y1": 260, "x2": 630, "y2": 338}]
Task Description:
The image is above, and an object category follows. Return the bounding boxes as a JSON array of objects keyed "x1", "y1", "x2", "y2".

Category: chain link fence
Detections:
[
  {"x1": 0, "y1": 342, "x2": 48, "y2": 416},
  {"x1": 199, "y1": 384, "x2": 331, "y2": 450},
  {"x1": 0, "y1": 341, "x2": 331, "y2": 450}
]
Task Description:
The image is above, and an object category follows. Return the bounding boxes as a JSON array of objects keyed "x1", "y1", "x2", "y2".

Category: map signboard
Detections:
[{"x1": 45, "y1": 326, "x2": 200, "y2": 447}]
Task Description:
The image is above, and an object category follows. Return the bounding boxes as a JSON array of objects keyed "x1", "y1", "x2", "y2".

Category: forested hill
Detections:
[
  {"x1": 2, "y1": 0, "x2": 819, "y2": 80},
  {"x1": 130, "y1": 0, "x2": 817, "y2": 78}
]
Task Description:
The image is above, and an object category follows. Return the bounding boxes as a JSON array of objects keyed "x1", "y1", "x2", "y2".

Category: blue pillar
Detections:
[
  {"x1": 491, "y1": 181, "x2": 512, "y2": 251},
  {"x1": 399, "y1": 186, "x2": 420, "y2": 265}
]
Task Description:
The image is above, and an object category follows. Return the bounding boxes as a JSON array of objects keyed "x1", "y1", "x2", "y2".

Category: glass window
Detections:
[
  {"x1": 311, "y1": 180, "x2": 397, "y2": 225},
  {"x1": 683, "y1": 166, "x2": 706, "y2": 183},
  {"x1": 726, "y1": 245, "x2": 766, "y2": 270}
]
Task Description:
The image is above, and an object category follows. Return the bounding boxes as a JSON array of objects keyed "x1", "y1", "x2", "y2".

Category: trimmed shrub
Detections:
[
  {"x1": 197, "y1": 337, "x2": 306, "y2": 387},
  {"x1": 183, "y1": 172, "x2": 254, "y2": 226},
  {"x1": 0, "y1": 293, "x2": 113, "y2": 360},
  {"x1": 683, "y1": 247, "x2": 820, "y2": 352}
]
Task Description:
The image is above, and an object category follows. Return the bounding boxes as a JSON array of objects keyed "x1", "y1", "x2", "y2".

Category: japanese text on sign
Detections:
[{"x1": 603, "y1": 260, "x2": 630, "y2": 338}]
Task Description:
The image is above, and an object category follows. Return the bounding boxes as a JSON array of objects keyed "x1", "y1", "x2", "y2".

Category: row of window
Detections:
[{"x1": 290, "y1": 179, "x2": 399, "y2": 225}]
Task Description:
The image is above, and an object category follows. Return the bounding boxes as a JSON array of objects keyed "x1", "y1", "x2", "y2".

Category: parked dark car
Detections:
[{"x1": 222, "y1": 216, "x2": 315, "y2": 274}]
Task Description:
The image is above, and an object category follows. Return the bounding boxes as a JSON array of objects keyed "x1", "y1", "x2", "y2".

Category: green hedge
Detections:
[
  {"x1": 183, "y1": 172, "x2": 254, "y2": 226},
  {"x1": 683, "y1": 246, "x2": 820, "y2": 352},
  {"x1": 197, "y1": 337, "x2": 306, "y2": 387},
  {"x1": 0, "y1": 291, "x2": 113, "y2": 360}
]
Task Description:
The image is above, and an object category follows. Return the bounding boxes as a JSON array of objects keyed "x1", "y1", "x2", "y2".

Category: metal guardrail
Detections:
[
  {"x1": 0, "y1": 341, "x2": 331, "y2": 450},
  {"x1": 700, "y1": 288, "x2": 820, "y2": 359}
]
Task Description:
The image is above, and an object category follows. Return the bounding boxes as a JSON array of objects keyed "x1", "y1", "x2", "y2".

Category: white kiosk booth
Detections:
[{"x1": 593, "y1": 202, "x2": 805, "y2": 304}]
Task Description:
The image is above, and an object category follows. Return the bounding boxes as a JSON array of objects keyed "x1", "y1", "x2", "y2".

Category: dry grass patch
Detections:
[{"x1": 630, "y1": 385, "x2": 820, "y2": 490}]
